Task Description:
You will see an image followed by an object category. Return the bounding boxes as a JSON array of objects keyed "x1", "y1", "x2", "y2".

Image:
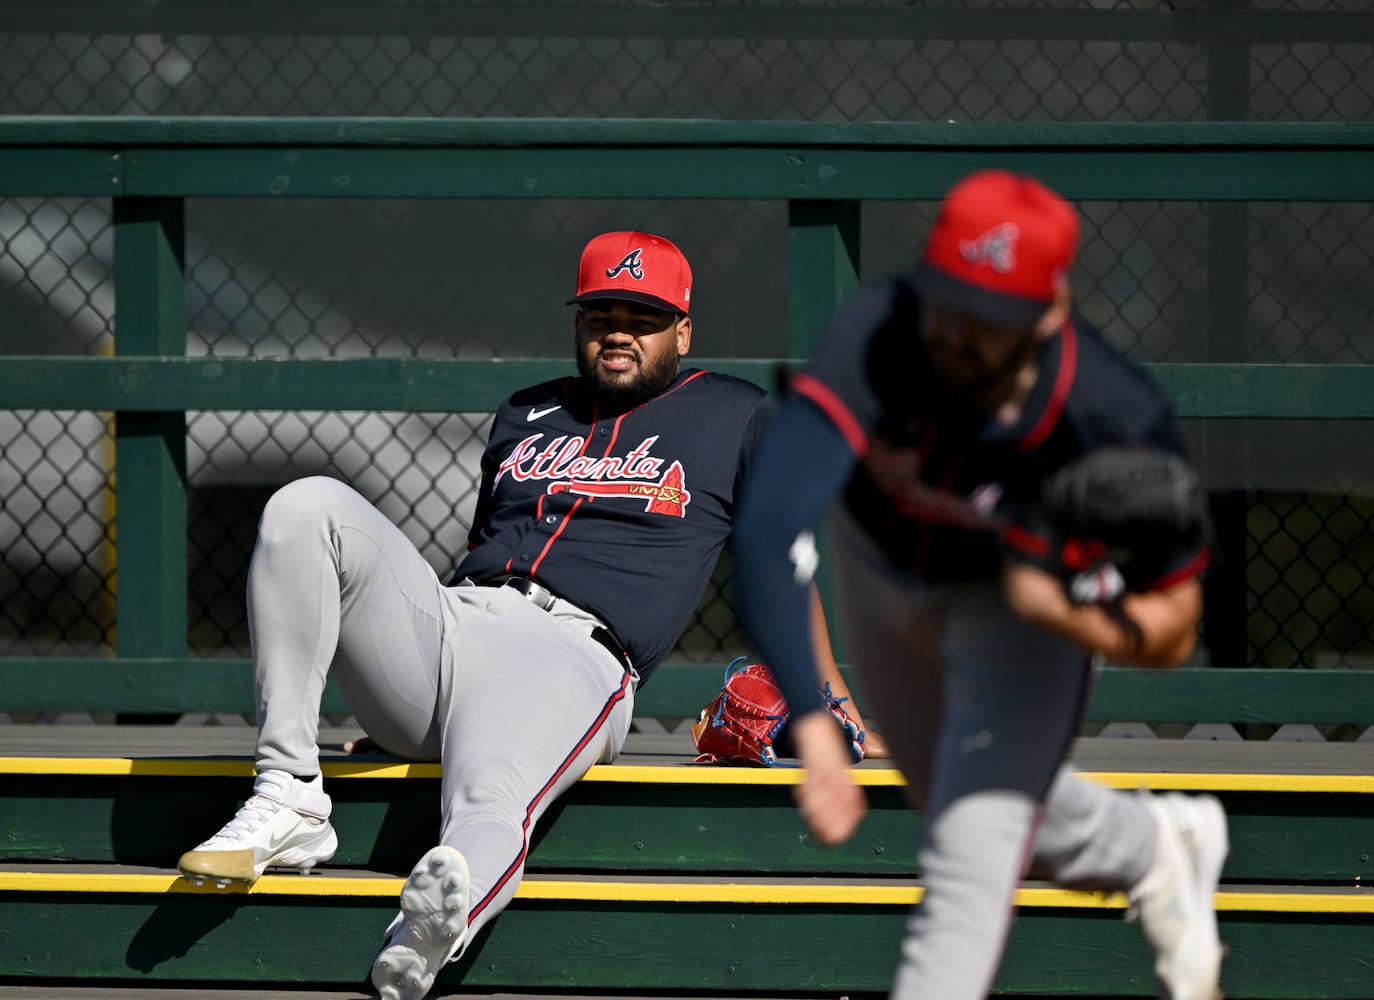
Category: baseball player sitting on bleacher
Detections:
[{"x1": 176, "y1": 229, "x2": 882, "y2": 1000}]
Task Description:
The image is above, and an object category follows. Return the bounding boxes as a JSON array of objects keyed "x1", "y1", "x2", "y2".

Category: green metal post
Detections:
[
  {"x1": 787, "y1": 200, "x2": 861, "y2": 661},
  {"x1": 788, "y1": 201, "x2": 861, "y2": 356},
  {"x1": 112, "y1": 197, "x2": 188, "y2": 721},
  {"x1": 1202, "y1": 0, "x2": 1252, "y2": 672}
]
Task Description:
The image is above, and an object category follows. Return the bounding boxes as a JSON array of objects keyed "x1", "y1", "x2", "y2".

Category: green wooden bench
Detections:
[{"x1": 3, "y1": 118, "x2": 1374, "y2": 998}]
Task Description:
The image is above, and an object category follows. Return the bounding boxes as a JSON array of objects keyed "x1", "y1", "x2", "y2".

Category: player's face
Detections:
[
  {"x1": 575, "y1": 300, "x2": 692, "y2": 407},
  {"x1": 920, "y1": 305, "x2": 1041, "y2": 407}
]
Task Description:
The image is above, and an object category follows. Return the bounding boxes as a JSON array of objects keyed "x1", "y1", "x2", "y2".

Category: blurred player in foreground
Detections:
[{"x1": 732, "y1": 169, "x2": 1228, "y2": 1000}]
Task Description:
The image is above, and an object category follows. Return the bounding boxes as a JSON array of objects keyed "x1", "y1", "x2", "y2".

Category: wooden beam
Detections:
[
  {"x1": 2, "y1": 659, "x2": 1373, "y2": 725},
  {"x1": 8, "y1": 357, "x2": 1374, "y2": 419}
]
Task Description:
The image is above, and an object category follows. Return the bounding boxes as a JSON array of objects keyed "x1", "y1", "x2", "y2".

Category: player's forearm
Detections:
[
  {"x1": 733, "y1": 398, "x2": 858, "y2": 716},
  {"x1": 809, "y1": 586, "x2": 847, "y2": 694},
  {"x1": 1003, "y1": 561, "x2": 1201, "y2": 667},
  {"x1": 808, "y1": 585, "x2": 888, "y2": 757}
]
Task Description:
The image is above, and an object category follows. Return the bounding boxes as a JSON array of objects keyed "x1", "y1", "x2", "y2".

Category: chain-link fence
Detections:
[{"x1": 3, "y1": 3, "x2": 1374, "y2": 726}]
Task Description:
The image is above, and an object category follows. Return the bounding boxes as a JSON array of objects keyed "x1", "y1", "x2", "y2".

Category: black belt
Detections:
[{"x1": 478, "y1": 575, "x2": 633, "y2": 674}]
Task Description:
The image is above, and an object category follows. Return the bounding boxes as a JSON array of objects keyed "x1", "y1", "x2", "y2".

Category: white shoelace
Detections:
[{"x1": 204, "y1": 791, "x2": 288, "y2": 846}]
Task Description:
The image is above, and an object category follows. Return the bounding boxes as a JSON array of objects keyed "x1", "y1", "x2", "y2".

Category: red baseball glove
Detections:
[{"x1": 692, "y1": 658, "x2": 865, "y2": 766}]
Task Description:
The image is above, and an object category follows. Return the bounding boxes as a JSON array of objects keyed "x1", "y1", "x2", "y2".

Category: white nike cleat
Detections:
[
  {"x1": 177, "y1": 769, "x2": 337, "y2": 886},
  {"x1": 372, "y1": 845, "x2": 472, "y2": 1000},
  {"x1": 1129, "y1": 792, "x2": 1230, "y2": 1000}
]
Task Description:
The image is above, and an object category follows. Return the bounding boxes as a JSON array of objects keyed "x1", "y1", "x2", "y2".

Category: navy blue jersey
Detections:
[
  {"x1": 454, "y1": 367, "x2": 771, "y2": 681},
  {"x1": 732, "y1": 276, "x2": 1199, "y2": 718},
  {"x1": 793, "y1": 276, "x2": 1184, "y2": 581}
]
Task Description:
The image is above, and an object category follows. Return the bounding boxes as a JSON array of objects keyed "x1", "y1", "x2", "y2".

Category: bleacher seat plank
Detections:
[
  {"x1": 1, "y1": 725, "x2": 1370, "y2": 775},
  {"x1": 3, "y1": 865, "x2": 1372, "y2": 912},
  {"x1": 0, "y1": 726, "x2": 1370, "y2": 792},
  {"x1": 0, "y1": 728, "x2": 1369, "y2": 883},
  {"x1": 0, "y1": 865, "x2": 1369, "y2": 997}
]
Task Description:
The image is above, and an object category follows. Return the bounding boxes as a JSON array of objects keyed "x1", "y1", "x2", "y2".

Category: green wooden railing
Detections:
[{"x1": 4, "y1": 117, "x2": 1374, "y2": 722}]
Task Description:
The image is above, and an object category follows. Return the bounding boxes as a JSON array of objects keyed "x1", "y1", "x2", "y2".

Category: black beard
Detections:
[
  {"x1": 935, "y1": 334, "x2": 1042, "y2": 413},
  {"x1": 579, "y1": 349, "x2": 681, "y2": 410}
]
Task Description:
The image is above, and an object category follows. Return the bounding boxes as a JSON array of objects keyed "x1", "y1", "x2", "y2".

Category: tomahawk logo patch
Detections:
[
  {"x1": 605, "y1": 249, "x2": 645, "y2": 281},
  {"x1": 549, "y1": 461, "x2": 691, "y2": 518},
  {"x1": 959, "y1": 223, "x2": 1019, "y2": 274},
  {"x1": 494, "y1": 433, "x2": 692, "y2": 517}
]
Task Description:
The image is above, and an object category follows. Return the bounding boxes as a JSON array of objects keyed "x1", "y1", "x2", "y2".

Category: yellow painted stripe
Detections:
[
  {"x1": 0, "y1": 871, "x2": 1370, "y2": 913},
  {"x1": 582, "y1": 766, "x2": 1374, "y2": 794},
  {"x1": 1213, "y1": 891, "x2": 1374, "y2": 914},
  {"x1": 1086, "y1": 771, "x2": 1374, "y2": 794},
  {"x1": 0, "y1": 759, "x2": 244, "y2": 778},
  {"x1": 2, "y1": 756, "x2": 1368, "y2": 793},
  {"x1": 0, "y1": 758, "x2": 443, "y2": 779}
]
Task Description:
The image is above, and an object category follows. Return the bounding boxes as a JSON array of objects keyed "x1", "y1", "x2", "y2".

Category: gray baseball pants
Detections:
[
  {"x1": 248, "y1": 476, "x2": 635, "y2": 943},
  {"x1": 828, "y1": 507, "x2": 1156, "y2": 1000}
]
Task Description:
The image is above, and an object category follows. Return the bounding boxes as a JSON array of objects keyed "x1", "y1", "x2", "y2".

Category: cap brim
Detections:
[
  {"x1": 912, "y1": 261, "x2": 1049, "y2": 329},
  {"x1": 567, "y1": 290, "x2": 686, "y2": 315}
]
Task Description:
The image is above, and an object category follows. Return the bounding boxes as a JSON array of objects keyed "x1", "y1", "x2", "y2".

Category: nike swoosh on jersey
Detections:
[{"x1": 527, "y1": 404, "x2": 562, "y2": 421}]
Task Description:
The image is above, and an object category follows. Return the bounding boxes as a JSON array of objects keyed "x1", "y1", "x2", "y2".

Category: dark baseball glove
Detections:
[
  {"x1": 692, "y1": 658, "x2": 865, "y2": 766},
  {"x1": 1005, "y1": 447, "x2": 1210, "y2": 604}
]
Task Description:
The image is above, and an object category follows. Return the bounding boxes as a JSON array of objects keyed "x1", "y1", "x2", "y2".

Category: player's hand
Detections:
[
  {"x1": 857, "y1": 723, "x2": 890, "y2": 759},
  {"x1": 1004, "y1": 558, "x2": 1199, "y2": 666},
  {"x1": 1003, "y1": 558, "x2": 1075, "y2": 626},
  {"x1": 837, "y1": 705, "x2": 889, "y2": 759},
  {"x1": 343, "y1": 735, "x2": 380, "y2": 754},
  {"x1": 791, "y1": 710, "x2": 867, "y2": 845}
]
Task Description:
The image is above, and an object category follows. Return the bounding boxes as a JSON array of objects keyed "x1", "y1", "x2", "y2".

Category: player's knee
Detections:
[
  {"x1": 449, "y1": 757, "x2": 564, "y2": 823},
  {"x1": 259, "y1": 476, "x2": 352, "y2": 540},
  {"x1": 445, "y1": 783, "x2": 531, "y2": 844}
]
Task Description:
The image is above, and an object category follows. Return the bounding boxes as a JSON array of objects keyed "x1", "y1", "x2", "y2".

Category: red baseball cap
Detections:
[
  {"x1": 913, "y1": 170, "x2": 1079, "y2": 329},
  {"x1": 567, "y1": 230, "x2": 693, "y2": 315}
]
